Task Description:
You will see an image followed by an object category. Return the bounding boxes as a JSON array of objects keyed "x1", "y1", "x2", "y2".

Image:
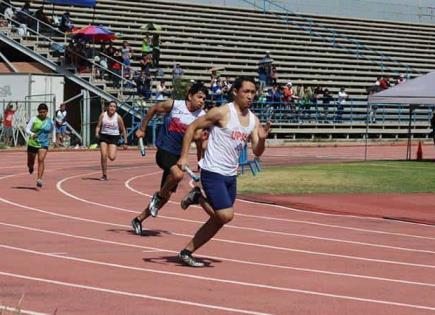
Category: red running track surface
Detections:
[{"x1": 0, "y1": 146, "x2": 434, "y2": 314}]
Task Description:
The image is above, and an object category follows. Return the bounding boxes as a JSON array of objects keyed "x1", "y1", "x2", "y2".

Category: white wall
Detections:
[{"x1": 0, "y1": 73, "x2": 64, "y2": 118}]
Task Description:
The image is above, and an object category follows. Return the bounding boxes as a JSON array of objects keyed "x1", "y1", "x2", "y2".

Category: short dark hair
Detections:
[
  {"x1": 37, "y1": 103, "x2": 48, "y2": 111},
  {"x1": 186, "y1": 82, "x2": 208, "y2": 100},
  {"x1": 232, "y1": 76, "x2": 256, "y2": 91},
  {"x1": 108, "y1": 100, "x2": 117, "y2": 107}
]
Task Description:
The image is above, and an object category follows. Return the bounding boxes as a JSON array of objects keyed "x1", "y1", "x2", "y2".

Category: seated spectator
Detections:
[
  {"x1": 322, "y1": 88, "x2": 333, "y2": 121},
  {"x1": 172, "y1": 63, "x2": 184, "y2": 81},
  {"x1": 379, "y1": 76, "x2": 389, "y2": 90},
  {"x1": 140, "y1": 53, "x2": 152, "y2": 74},
  {"x1": 32, "y1": 7, "x2": 52, "y2": 32},
  {"x1": 135, "y1": 71, "x2": 152, "y2": 99},
  {"x1": 59, "y1": 11, "x2": 74, "y2": 32},
  {"x1": 270, "y1": 65, "x2": 277, "y2": 85},
  {"x1": 396, "y1": 74, "x2": 406, "y2": 85},
  {"x1": 156, "y1": 79, "x2": 170, "y2": 100}
]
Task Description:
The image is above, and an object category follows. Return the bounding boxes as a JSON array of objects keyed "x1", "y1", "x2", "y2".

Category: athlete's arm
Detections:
[
  {"x1": 251, "y1": 117, "x2": 271, "y2": 157},
  {"x1": 95, "y1": 113, "x2": 104, "y2": 138},
  {"x1": 118, "y1": 116, "x2": 128, "y2": 146},
  {"x1": 135, "y1": 98, "x2": 173, "y2": 138},
  {"x1": 177, "y1": 107, "x2": 224, "y2": 169},
  {"x1": 25, "y1": 117, "x2": 37, "y2": 138}
]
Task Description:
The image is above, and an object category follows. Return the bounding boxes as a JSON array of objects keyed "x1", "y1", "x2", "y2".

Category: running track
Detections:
[{"x1": 0, "y1": 145, "x2": 434, "y2": 314}]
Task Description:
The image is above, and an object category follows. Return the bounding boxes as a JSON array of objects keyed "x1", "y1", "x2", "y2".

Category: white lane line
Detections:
[
  {"x1": 0, "y1": 271, "x2": 269, "y2": 315},
  {"x1": 1, "y1": 221, "x2": 434, "y2": 288},
  {"x1": 0, "y1": 197, "x2": 434, "y2": 270},
  {"x1": 0, "y1": 305, "x2": 48, "y2": 315},
  {"x1": 57, "y1": 171, "x2": 435, "y2": 255},
  {"x1": 1, "y1": 245, "x2": 435, "y2": 312}
]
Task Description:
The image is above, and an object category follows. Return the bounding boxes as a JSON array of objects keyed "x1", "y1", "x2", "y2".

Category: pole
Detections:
[{"x1": 406, "y1": 106, "x2": 413, "y2": 160}]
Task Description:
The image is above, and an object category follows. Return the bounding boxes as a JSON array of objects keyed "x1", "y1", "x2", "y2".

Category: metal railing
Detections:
[{"x1": 241, "y1": 0, "x2": 421, "y2": 78}]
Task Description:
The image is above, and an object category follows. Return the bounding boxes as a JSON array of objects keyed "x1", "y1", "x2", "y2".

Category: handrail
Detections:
[
  {"x1": 0, "y1": 12, "x2": 140, "y2": 118},
  {"x1": 0, "y1": 0, "x2": 67, "y2": 42},
  {"x1": 0, "y1": 10, "x2": 137, "y2": 87},
  {"x1": 241, "y1": 0, "x2": 421, "y2": 78}
]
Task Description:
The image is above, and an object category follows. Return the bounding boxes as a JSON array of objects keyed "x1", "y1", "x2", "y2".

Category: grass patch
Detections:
[{"x1": 238, "y1": 161, "x2": 435, "y2": 194}]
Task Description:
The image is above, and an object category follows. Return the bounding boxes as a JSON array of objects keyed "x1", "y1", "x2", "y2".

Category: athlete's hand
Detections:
[
  {"x1": 177, "y1": 157, "x2": 189, "y2": 171},
  {"x1": 258, "y1": 121, "x2": 271, "y2": 140},
  {"x1": 135, "y1": 128, "x2": 145, "y2": 139}
]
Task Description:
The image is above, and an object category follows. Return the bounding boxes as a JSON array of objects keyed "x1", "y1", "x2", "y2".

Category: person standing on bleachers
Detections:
[{"x1": 335, "y1": 87, "x2": 348, "y2": 123}]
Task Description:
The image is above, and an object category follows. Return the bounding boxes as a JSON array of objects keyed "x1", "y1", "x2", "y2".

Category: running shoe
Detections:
[
  {"x1": 131, "y1": 218, "x2": 143, "y2": 235},
  {"x1": 178, "y1": 251, "x2": 204, "y2": 267},
  {"x1": 100, "y1": 175, "x2": 107, "y2": 181},
  {"x1": 36, "y1": 179, "x2": 43, "y2": 188},
  {"x1": 149, "y1": 192, "x2": 162, "y2": 217},
  {"x1": 180, "y1": 187, "x2": 201, "y2": 210}
]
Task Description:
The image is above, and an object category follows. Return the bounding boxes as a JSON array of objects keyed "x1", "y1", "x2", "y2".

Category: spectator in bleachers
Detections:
[
  {"x1": 379, "y1": 76, "x2": 390, "y2": 90},
  {"x1": 142, "y1": 35, "x2": 152, "y2": 56},
  {"x1": 59, "y1": 11, "x2": 74, "y2": 32},
  {"x1": 3, "y1": 3, "x2": 14, "y2": 27},
  {"x1": 283, "y1": 81, "x2": 296, "y2": 112},
  {"x1": 0, "y1": 0, "x2": 11, "y2": 16},
  {"x1": 139, "y1": 53, "x2": 152, "y2": 74},
  {"x1": 257, "y1": 63, "x2": 267, "y2": 92},
  {"x1": 151, "y1": 34, "x2": 160, "y2": 68},
  {"x1": 135, "y1": 70, "x2": 152, "y2": 99},
  {"x1": 396, "y1": 74, "x2": 406, "y2": 85},
  {"x1": 111, "y1": 49, "x2": 123, "y2": 88},
  {"x1": 336, "y1": 87, "x2": 348, "y2": 123},
  {"x1": 269, "y1": 83, "x2": 282, "y2": 104},
  {"x1": 172, "y1": 63, "x2": 184, "y2": 81},
  {"x1": 121, "y1": 40, "x2": 132, "y2": 66},
  {"x1": 270, "y1": 65, "x2": 277, "y2": 85},
  {"x1": 33, "y1": 7, "x2": 52, "y2": 33},
  {"x1": 156, "y1": 79, "x2": 170, "y2": 100}
]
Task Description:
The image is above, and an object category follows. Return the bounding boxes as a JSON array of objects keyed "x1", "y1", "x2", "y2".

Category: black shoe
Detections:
[
  {"x1": 28, "y1": 166, "x2": 34, "y2": 174},
  {"x1": 100, "y1": 175, "x2": 107, "y2": 181},
  {"x1": 36, "y1": 179, "x2": 43, "y2": 188},
  {"x1": 178, "y1": 251, "x2": 204, "y2": 267},
  {"x1": 131, "y1": 218, "x2": 143, "y2": 235},
  {"x1": 180, "y1": 187, "x2": 201, "y2": 210}
]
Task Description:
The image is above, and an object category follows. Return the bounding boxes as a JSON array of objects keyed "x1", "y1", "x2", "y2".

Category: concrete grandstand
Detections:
[{"x1": 1, "y1": 0, "x2": 434, "y2": 142}]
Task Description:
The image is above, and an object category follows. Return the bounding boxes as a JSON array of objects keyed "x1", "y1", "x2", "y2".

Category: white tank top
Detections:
[
  {"x1": 101, "y1": 112, "x2": 120, "y2": 136},
  {"x1": 199, "y1": 102, "x2": 256, "y2": 176}
]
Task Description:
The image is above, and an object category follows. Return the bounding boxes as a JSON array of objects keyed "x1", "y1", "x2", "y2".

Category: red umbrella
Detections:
[{"x1": 72, "y1": 25, "x2": 116, "y2": 42}]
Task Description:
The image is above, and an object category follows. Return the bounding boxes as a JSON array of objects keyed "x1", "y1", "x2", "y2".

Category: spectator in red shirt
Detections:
[{"x1": 2, "y1": 103, "x2": 16, "y2": 146}]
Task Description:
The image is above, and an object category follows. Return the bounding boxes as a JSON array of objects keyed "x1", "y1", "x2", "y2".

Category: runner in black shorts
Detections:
[
  {"x1": 95, "y1": 101, "x2": 128, "y2": 180},
  {"x1": 131, "y1": 83, "x2": 208, "y2": 235}
]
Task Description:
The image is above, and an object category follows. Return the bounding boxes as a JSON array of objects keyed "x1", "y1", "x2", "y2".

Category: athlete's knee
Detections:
[
  {"x1": 170, "y1": 168, "x2": 184, "y2": 182},
  {"x1": 215, "y1": 210, "x2": 234, "y2": 225}
]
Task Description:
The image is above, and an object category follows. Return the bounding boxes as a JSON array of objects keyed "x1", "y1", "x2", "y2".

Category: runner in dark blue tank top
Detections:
[{"x1": 131, "y1": 83, "x2": 209, "y2": 235}]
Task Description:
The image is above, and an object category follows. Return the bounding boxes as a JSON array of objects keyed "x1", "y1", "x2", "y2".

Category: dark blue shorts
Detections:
[{"x1": 200, "y1": 169, "x2": 237, "y2": 211}]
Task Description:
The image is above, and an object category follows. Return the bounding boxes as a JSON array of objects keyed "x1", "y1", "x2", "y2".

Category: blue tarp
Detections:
[{"x1": 46, "y1": 0, "x2": 96, "y2": 7}]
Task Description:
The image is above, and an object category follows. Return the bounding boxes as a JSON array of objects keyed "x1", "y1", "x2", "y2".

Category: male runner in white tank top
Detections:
[{"x1": 176, "y1": 76, "x2": 271, "y2": 267}]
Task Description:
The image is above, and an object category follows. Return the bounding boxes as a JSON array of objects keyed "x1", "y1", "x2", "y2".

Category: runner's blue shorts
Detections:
[{"x1": 200, "y1": 169, "x2": 237, "y2": 211}]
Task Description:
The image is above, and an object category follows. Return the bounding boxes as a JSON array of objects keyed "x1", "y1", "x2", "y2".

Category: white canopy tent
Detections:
[{"x1": 368, "y1": 71, "x2": 435, "y2": 159}]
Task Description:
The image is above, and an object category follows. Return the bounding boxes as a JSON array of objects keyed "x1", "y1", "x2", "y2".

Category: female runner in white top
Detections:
[{"x1": 95, "y1": 101, "x2": 128, "y2": 180}]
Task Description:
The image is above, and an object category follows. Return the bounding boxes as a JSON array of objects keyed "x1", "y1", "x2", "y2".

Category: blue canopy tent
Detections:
[
  {"x1": 44, "y1": 0, "x2": 97, "y2": 24},
  {"x1": 45, "y1": 0, "x2": 96, "y2": 7}
]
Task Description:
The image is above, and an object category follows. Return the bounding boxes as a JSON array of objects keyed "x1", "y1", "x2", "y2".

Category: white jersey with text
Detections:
[
  {"x1": 101, "y1": 112, "x2": 120, "y2": 136},
  {"x1": 199, "y1": 102, "x2": 256, "y2": 176}
]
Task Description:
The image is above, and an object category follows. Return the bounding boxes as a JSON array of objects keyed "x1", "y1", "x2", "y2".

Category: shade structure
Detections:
[
  {"x1": 45, "y1": 0, "x2": 96, "y2": 7},
  {"x1": 368, "y1": 71, "x2": 435, "y2": 105},
  {"x1": 72, "y1": 25, "x2": 115, "y2": 42}
]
